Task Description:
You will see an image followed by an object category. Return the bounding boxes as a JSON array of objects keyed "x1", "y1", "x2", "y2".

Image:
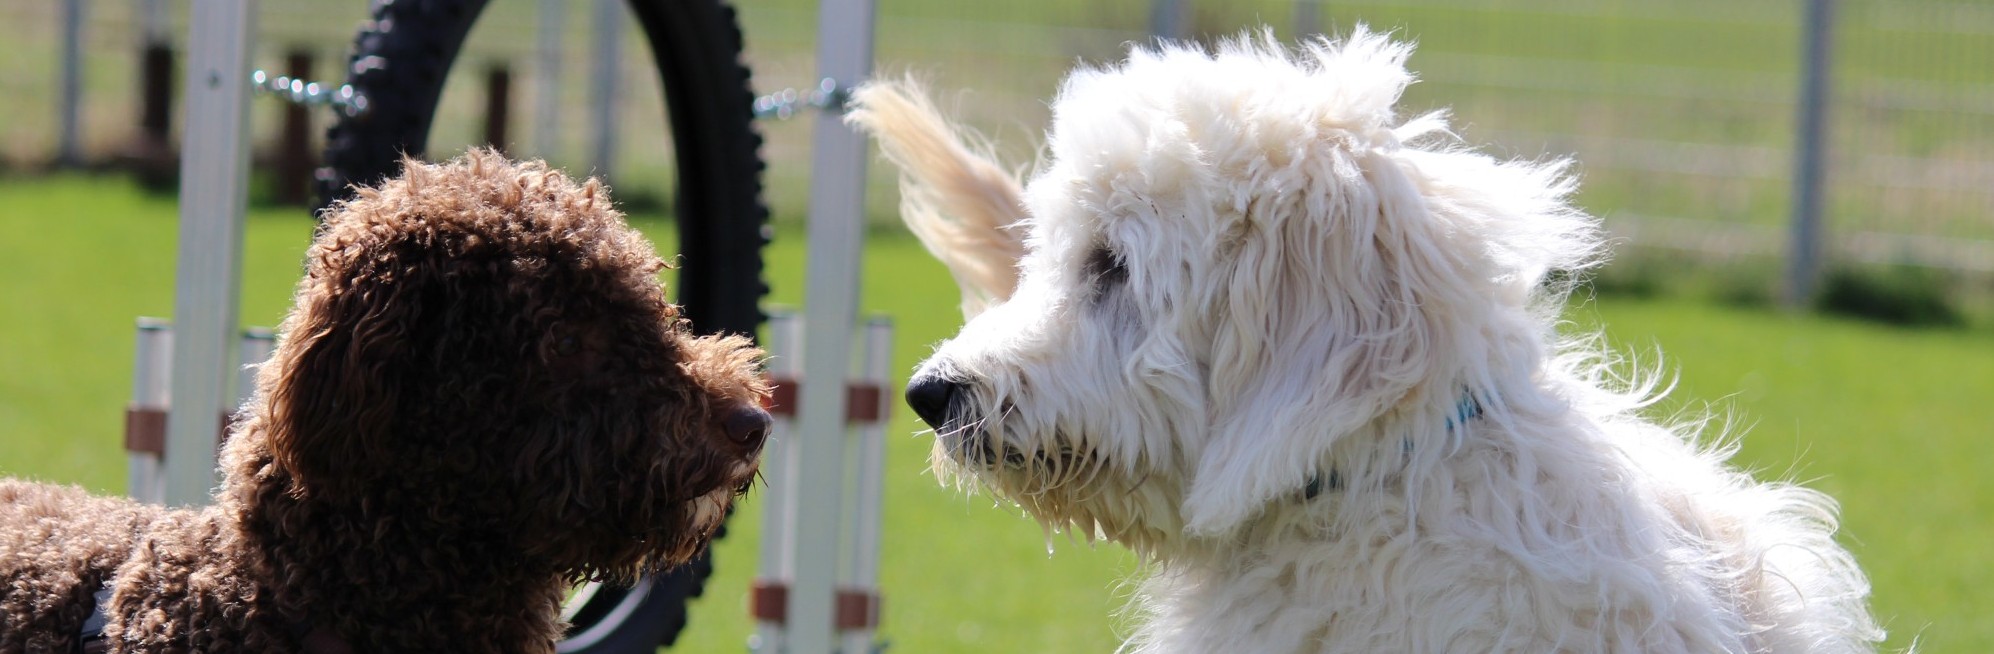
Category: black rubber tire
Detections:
[{"x1": 316, "y1": 0, "x2": 768, "y2": 651}]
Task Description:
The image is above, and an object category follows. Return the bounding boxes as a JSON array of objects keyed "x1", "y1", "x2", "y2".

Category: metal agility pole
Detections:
[
  {"x1": 759, "y1": 0, "x2": 883, "y2": 652},
  {"x1": 161, "y1": 0, "x2": 255, "y2": 507}
]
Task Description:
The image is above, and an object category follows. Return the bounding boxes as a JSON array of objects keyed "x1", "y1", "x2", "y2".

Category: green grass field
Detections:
[{"x1": 3, "y1": 175, "x2": 1989, "y2": 651}]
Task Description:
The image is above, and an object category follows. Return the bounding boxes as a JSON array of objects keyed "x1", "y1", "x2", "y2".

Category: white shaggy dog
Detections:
[{"x1": 849, "y1": 30, "x2": 1884, "y2": 653}]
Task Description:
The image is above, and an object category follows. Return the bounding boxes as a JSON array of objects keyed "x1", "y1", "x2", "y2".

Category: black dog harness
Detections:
[{"x1": 74, "y1": 588, "x2": 112, "y2": 654}]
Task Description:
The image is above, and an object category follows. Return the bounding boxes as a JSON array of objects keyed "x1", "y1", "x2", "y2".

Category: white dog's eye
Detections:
[{"x1": 1084, "y1": 246, "x2": 1128, "y2": 290}]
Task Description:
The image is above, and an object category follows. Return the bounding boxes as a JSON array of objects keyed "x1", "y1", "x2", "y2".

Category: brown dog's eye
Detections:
[{"x1": 554, "y1": 334, "x2": 580, "y2": 357}]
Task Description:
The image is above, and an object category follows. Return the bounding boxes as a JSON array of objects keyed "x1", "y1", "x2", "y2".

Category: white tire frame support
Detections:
[
  {"x1": 128, "y1": 323, "x2": 273, "y2": 504},
  {"x1": 164, "y1": 0, "x2": 254, "y2": 507},
  {"x1": 754, "y1": 311, "x2": 890, "y2": 654},
  {"x1": 839, "y1": 318, "x2": 891, "y2": 654},
  {"x1": 754, "y1": 311, "x2": 805, "y2": 653},
  {"x1": 787, "y1": 0, "x2": 877, "y2": 652},
  {"x1": 128, "y1": 318, "x2": 172, "y2": 504}
]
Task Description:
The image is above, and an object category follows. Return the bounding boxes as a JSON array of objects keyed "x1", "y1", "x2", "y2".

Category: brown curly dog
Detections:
[{"x1": 0, "y1": 150, "x2": 770, "y2": 653}]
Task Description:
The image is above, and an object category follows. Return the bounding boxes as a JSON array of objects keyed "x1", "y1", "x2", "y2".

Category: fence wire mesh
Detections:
[{"x1": 1, "y1": 0, "x2": 1986, "y2": 272}]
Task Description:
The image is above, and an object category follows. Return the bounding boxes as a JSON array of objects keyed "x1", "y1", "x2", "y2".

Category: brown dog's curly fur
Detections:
[{"x1": 0, "y1": 150, "x2": 769, "y2": 653}]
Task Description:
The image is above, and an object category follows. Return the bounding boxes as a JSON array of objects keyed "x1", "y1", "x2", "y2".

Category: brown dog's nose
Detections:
[{"x1": 723, "y1": 405, "x2": 772, "y2": 451}]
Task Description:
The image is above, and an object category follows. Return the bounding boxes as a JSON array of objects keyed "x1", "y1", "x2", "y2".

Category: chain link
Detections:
[
  {"x1": 251, "y1": 71, "x2": 847, "y2": 122},
  {"x1": 250, "y1": 70, "x2": 370, "y2": 118},
  {"x1": 752, "y1": 78, "x2": 850, "y2": 120}
]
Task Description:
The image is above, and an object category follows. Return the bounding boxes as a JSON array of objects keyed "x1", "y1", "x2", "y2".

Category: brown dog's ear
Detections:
[
  {"x1": 259, "y1": 254, "x2": 418, "y2": 502},
  {"x1": 846, "y1": 79, "x2": 1030, "y2": 318}
]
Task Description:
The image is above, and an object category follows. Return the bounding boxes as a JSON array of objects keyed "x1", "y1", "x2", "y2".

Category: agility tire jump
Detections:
[{"x1": 315, "y1": 0, "x2": 769, "y2": 651}]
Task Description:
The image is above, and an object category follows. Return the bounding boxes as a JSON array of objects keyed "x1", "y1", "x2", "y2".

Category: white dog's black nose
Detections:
[{"x1": 905, "y1": 374, "x2": 964, "y2": 429}]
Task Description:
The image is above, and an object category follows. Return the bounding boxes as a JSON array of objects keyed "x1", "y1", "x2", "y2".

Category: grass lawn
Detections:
[{"x1": 3, "y1": 174, "x2": 1988, "y2": 652}]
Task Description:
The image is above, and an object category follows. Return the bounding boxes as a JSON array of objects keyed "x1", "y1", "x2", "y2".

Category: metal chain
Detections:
[
  {"x1": 752, "y1": 78, "x2": 850, "y2": 120},
  {"x1": 250, "y1": 70, "x2": 843, "y2": 121},
  {"x1": 250, "y1": 69, "x2": 369, "y2": 118}
]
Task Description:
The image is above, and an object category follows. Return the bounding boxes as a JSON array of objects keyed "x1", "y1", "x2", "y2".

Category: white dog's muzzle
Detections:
[{"x1": 905, "y1": 371, "x2": 1016, "y2": 466}]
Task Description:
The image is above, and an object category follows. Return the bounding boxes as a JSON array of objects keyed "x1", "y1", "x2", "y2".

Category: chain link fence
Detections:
[{"x1": 3, "y1": 0, "x2": 1987, "y2": 273}]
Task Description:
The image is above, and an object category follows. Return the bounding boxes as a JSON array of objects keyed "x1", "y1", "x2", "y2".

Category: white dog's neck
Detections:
[{"x1": 1121, "y1": 399, "x2": 1776, "y2": 654}]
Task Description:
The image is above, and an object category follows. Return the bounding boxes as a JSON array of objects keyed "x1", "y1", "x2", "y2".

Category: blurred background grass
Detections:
[
  {"x1": 2, "y1": 0, "x2": 1992, "y2": 651},
  {"x1": 4, "y1": 0, "x2": 1992, "y2": 261}
]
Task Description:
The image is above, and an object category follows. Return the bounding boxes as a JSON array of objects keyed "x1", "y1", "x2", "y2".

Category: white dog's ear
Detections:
[
  {"x1": 846, "y1": 79, "x2": 1030, "y2": 318},
  {"x1": 1181, "y1": 150, "x2": 1463, "y2": 536}
]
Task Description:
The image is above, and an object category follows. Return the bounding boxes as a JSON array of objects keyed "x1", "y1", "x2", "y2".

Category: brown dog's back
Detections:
[{"x1": 0, "y1": 481, "x2": 163, "y2": 651}]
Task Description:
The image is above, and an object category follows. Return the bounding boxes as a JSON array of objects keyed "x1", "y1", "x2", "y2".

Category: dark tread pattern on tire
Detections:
[
  {"x1": 628, "y1": 0, "x2": 771, "y2": 339},
  {"x1": 317, "y1": 0, "x2": 490, "y2": 212}
]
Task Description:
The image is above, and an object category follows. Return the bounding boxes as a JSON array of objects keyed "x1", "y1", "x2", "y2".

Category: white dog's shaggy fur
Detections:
[{"x1": 849, "y1": 29, "x2": 1883, "y2": 653}]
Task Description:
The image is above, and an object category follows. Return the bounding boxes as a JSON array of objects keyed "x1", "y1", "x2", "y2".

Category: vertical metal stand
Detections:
[
  {"x1": 753, "y1": 311, "x2": 891, "y2": 654},
  {"x1": 128, "y1": 324, "x2": 273, "y2": 504},
  {"x1": 164, "y1": 0, "x2": 254, "y2": 506},
  {"x1": 1293, "y1": 0, "x2": 1324, "y2": 40},
  {"x1": 273, "y1": 50, "x2": 317, "y2": 205},
  {"x1": 838, "y1": 318, "x2": 892, "y2": 654},
  {"x1": 788, "y1": 0, "x2": 876, "y2": 649},
  {"x1": 131, "y1": 0, "x2": 176, "y2": 186},
  {"x1": 588, "y1": 0, "x2": 625, "y2": 179},
  {"x1": 1786, "y1": 0, "x2": 1835, "y2": 307},
  {"x1": 57, "y1": 0, "x2": 87, "y2": 166},
  {"x1": 754, "y1": 311, "x2": 806, "y2": 653},
  {"x1": 532, "y1": 0, "x2": 566, "y2": 159},
  {"x1": 483, "y1": 65, "x2": 513, "y2": 151},
  {"x1": 1150, "y1": 0, "x2": 1186, "y2": 40},
  {"x1": 128, "y1": 318, "x2": 173, "y2": 504}
]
